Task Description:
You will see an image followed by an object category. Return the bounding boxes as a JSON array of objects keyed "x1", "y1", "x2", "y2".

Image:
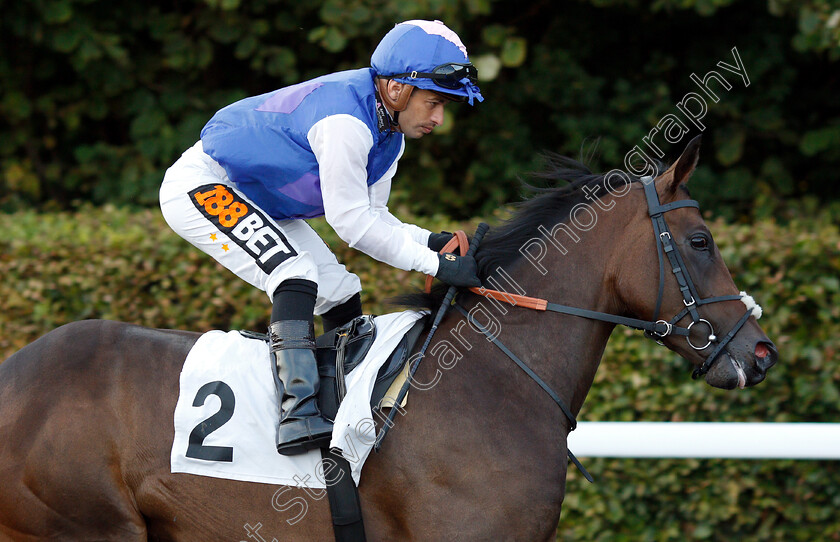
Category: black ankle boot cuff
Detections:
[
  {"x1": 273, "y1": 279, "x2": 318, "y2": 297},
  {"x1": 269, "y1": 320, "x2": 315, "y2": 351},
  {"x1": 321, "y1": 293, "x2": 363, "y2": 333}
]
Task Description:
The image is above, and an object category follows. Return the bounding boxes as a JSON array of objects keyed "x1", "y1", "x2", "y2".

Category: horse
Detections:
[{"x1": 0, "y1": 136, "x2": 777, "y2": 541}]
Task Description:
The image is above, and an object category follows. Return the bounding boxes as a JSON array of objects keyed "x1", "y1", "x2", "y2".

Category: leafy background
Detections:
[
  {"x1": 3, "y1": 0, "x2": 839, "y2": 219},
  {"x1": 2, "y1": 0, "x2": 839, "y2": 540}
]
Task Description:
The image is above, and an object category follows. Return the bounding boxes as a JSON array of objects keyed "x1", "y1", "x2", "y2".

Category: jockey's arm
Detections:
[{"x1": 309, "y1": 114, "x2": 440, "y2": 276}]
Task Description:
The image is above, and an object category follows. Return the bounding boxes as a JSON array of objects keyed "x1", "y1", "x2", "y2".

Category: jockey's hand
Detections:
[
  {"x1": 435, "y1": 253, "x2": 482, "y2": 288},
  {"x1": 427, "y1": 231, "x2": 453, "y2": 252}
]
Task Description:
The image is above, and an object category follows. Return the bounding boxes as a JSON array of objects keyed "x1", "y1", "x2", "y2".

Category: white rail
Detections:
[{"x1": 568, "y1": 422, "x2": 840, "y2": 459}]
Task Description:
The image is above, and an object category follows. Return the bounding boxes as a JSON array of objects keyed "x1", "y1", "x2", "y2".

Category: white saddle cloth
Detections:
[{"x1": 170, "y1": 310, "x2": 425, "y2": 488}]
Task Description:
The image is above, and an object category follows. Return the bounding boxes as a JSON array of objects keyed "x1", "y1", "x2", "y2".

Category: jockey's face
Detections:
[{"x1": 396, "y1": 87, "x2": 449, "y2": 139}]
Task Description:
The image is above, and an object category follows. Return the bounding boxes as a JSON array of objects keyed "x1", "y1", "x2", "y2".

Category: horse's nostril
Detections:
[{"x1": 755, "y1": 341, "x2": 777, "y2": 371}]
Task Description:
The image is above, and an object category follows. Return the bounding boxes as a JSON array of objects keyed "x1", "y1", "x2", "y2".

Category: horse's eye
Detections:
[{"x1": 690, "y1": 235, "x2": 709, "y2": 250}]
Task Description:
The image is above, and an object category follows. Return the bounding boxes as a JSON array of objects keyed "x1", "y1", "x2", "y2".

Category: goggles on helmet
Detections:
[{"x1": 387, "y1": 63, "x2": 478, "y2": 90}]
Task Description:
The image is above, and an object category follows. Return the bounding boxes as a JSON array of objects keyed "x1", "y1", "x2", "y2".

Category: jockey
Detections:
[{"x1": 159, "y1": 20, "x2": 484, "y2": 455}]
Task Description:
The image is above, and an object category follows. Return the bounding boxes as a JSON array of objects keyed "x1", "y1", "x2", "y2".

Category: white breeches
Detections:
[{"x1": 159, "y1": 141, "x2": 361, "y2": 314}]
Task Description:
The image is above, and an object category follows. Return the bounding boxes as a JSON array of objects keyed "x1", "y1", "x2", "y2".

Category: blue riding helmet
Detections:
[{"x1": 371, "y1": 20, "x2": 484, "y2": 106}]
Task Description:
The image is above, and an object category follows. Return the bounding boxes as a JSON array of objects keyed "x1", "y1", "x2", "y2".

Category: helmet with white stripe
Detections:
[{"x1": 371, "y1": 20, "x2": 484, "y2": 111}]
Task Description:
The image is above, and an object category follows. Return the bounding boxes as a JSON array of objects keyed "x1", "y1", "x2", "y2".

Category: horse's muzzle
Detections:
[{"x1": 704, "y1": 339, "x2": 778, "y2": 390}]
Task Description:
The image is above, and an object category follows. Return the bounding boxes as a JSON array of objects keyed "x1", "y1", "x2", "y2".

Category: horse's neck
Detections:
[{"x1": 464, "y1": 226, "x2": 619, "y2": 420}]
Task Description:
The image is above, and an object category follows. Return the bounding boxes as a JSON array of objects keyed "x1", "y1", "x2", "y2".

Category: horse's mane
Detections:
[{"x1": 391, "y1": 151, "x2": 668, "y2": 312}]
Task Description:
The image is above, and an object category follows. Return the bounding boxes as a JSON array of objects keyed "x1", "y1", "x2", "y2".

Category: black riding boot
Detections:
[{"x1": 270, "y1": 280, "x2": 333, "y2": 455}]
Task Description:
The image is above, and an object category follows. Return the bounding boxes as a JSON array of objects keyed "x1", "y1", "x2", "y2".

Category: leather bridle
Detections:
[
  {"x1": 639, "y1": 176, "x2": 756, "y2": 378},
  {"x1": 430, "y1": 177, "x2": 757, "y2": 379},
  {"x1": 424, "y1": 178, "x2": 760, "y2": 479}
]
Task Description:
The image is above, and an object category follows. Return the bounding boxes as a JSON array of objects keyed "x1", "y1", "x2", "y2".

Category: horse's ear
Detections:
[{"x1": 666, "y1": 135, "x2": 702, "y2": 192}]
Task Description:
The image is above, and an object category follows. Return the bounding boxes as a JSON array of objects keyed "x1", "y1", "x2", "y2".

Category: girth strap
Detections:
[
  {"x1": 320, "y1": 447, "x2": 366, "y2": 542},
  {"x1": 453, "y1": 303, "x2": 594, "y2": 483}
]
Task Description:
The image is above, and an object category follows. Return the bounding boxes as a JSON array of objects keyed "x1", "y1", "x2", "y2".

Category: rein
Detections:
[
  {"x1": 423, "y1": 231, "x2": 592, "y2": 482},
  {"x1": 386, "y1": 183, "x2": 760, "y2": 482},
  {"x1": 430, "y1": 179, "x2": 759, "y2": 380},
  {"x1": 416, "y1": 181, "x2": 762, "y2": 480}
]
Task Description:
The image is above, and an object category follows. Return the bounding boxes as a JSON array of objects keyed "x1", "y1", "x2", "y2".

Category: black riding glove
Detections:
[
  {"x1": 435, "y1": 253, "x2": 482, "y2": 288},
  {"x1": 427, "y1": 231, "x2": 453, "y2": 253}
]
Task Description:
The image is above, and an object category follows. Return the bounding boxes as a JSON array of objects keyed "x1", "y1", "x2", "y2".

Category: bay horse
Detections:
[{"x1": 0, "y1": 137, "x2": 777, "y2": 541}]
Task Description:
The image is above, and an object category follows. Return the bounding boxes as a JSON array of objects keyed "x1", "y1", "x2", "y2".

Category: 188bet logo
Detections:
[
  {"x1": 189, "y1": 184, "x2": 296, "y2": 273},
  {"x1": 193, "y1": 185, "x2": 248, "y2": 227}
]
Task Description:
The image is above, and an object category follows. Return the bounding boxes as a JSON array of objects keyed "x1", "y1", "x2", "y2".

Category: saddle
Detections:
[
  {"x1": 241, "y1": 314, "x2": 427, "y2": 421},
  {"x1": 314, "y1": 315, "x2": 427, "y2": 421}
]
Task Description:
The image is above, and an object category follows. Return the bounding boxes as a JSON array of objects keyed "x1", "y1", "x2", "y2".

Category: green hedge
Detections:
[
  {"x1": 1, "y1": 205, "x2": 839, "y2": 540},
  {"x1": 0, "y1": 204, "x2": 464, "y2": 356}
]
